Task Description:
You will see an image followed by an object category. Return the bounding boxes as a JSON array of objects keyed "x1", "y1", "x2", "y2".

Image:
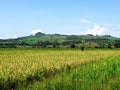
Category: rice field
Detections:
[
  {"x1": 0, "y1": 48, "x2": 120, "y2": 89},
  {"x1": 24, "y1": 54, "x2": 120, "y2": 90}
]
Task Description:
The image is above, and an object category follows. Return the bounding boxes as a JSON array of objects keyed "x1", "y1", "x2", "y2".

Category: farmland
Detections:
[
  {"x1": 23, "y1": 52, "x2": 120, "y2": 90},
  {"x1": 0, "y1": 48, "x2": 120, "y2": 90}
]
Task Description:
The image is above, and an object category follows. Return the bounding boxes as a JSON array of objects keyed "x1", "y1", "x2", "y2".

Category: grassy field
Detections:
[
  {"x1": 22, "y1": 54, "x2": 120, "y2": 90},
  {"x1": 0, "y1": 48, "x2": 120, "y2": 90}
]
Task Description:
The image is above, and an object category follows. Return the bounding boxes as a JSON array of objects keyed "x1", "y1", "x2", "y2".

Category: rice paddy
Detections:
[{"x1": 0, "y1": 48, "x2": 120, "y2": 89}]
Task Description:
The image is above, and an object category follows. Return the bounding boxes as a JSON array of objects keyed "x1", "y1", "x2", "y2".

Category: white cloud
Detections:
[
  {"x1": 12, "y1": 34, "x2": 18, "y2": 39},
  {"x1": 83, "y1": 25, "x2": 106, "y2": 35},
  {"x1": 80, "y1": 19, "x2": 91, "y2": 24},
  {"x1": 65, "y1": 33, "x2": 69, "y2": 35},
  {"x1": 31, "y1": 29, "x2": 41, "y2": 35}
]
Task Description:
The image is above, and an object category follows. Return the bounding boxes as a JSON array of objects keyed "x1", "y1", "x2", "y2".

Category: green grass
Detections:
[{"x1": 21, "y1": 54, "x2": 120, "y2": 90}]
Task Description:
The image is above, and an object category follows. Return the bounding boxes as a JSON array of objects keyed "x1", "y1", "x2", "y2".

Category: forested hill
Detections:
[{"x1": 0, "y1": 32, "x2": 120, "y2": 48}]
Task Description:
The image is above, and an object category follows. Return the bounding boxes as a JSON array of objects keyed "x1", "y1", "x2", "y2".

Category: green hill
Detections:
[{"x1": 0, "y1": 32, "x2": 120, "y2": 48}]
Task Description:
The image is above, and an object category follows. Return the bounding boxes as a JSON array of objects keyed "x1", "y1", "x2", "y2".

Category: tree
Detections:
[
  {"x1": 114, "y1": 40, "x2": 120, "y2": 48},
  {"x1": 70, "y1": 42, "x2": 76, "y2": 48},
  {"x1": 52, "y1": 41, "x2": 60, "y2": 48},
  {"x1": 108, "y1": 42, "x2": 112, "y2": 49}
]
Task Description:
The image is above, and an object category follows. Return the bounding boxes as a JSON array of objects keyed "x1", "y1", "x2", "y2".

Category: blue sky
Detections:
[{"x1": 0, "y1": 0, "x2": 120, "y2": 39}]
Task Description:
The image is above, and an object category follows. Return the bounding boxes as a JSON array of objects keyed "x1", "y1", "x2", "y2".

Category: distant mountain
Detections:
[
  {"x1": 0, "y1": 32, "x2": 120, "y2": 48},
  {"x1": 35, "y1": 32, "x2": 46, "y2": 36}
]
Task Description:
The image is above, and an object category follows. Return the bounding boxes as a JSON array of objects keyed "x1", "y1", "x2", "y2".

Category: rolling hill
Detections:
[{"x1": 0, "y1": 32, "x2": 120, "y2": 48}]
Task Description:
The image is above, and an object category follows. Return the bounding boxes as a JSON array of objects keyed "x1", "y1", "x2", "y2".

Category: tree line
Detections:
[{"x1": 0, "y1": 39, "x2": 120, "y2": 49}]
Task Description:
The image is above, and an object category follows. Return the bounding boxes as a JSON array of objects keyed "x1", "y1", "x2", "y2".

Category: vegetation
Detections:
[
  {"x1": 0, "y1": 48, "x2": 120, "y2": 89},
  {"x1": 0, "y1": 32, "x2": 120, "y2": 48},
  {"x1": 23, "y1": 53, "x2": 120, "y2": 90},
  {"x1": 0, "y1": 32, "x2": 120, "y2": 90}
]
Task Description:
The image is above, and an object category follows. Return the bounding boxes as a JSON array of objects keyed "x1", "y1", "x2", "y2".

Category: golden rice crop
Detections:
[{"x1": 0, "y1": 49, "x2": 119, "y2": 89}]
